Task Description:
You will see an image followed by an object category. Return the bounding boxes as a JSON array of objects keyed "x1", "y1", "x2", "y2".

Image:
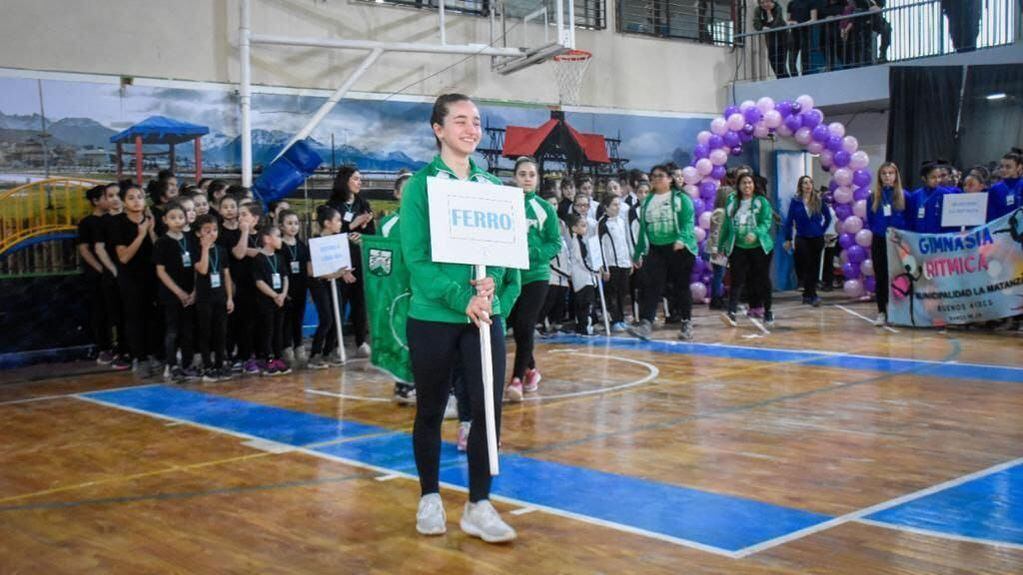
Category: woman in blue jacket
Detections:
[
  {"x1": 867, "y1": 162, "x2": 908, "y2": 325},
  {"x1": 783, "y1": 176, "x2": 831, "y2": 306}
]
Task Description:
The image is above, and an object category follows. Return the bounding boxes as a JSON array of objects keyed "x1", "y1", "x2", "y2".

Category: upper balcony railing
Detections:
[{"x1": 734, "y1": 0, "x2": 1020, "y2": 83}]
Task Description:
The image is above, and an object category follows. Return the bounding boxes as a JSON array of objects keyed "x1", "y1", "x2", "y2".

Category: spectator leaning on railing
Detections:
[{"x1": 753, "y1": 0, "x2": 790, "y2": 79}]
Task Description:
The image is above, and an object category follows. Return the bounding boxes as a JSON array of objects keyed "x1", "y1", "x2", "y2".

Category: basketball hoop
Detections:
[{"x1": 552, "y1": 49, "x2": 592, "y2": 106}]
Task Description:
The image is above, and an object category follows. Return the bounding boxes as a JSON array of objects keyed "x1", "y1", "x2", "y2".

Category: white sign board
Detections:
[
  {"x1": 941, "y1": 193, "x2": 988, "y2": 228},
  {"x1": 309, "y1": 233, "x2": 352, "y2": 277},
  {"x1": 426, "y1": 177, "x2": 529, "y2": 269}
]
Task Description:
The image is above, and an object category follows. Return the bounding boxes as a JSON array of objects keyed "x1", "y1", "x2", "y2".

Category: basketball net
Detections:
[{"x1": 552, "y1": 49, "x2": 592, "y2": 106}]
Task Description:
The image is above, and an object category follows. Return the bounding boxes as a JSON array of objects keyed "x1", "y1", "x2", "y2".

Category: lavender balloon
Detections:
[
  {"x1": 842, "y1": 214, "x2": 864, "y2": 234},
  {"x1": 842, "y1": 136, "x2": 859, "y2": 154},
  {"x1": 855, "y1": 228, "x2": 873, "y2": 247},
  {"x1": 843, "y1": 279, "x2": 865, "y2": 298},
  {"x1": 860, "y1": 258, "x2": 874, "y2": 277},
  {"x1": 727, "y1": 113, "x2": 746, "y2": 132},
  {"x1": 724, "y1": 105, "x2": 740, "y2": 119}
]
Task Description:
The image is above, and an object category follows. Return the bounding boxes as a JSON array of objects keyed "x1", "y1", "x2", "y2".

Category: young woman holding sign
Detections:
[{"x1": 401, "y1": 93, "x2": 521, "y2": 543}]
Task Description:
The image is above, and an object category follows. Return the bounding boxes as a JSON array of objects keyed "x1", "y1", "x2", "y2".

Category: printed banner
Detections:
[
  {"x1": 360, "y1": 234, "x2": 414, "y2": 383},
  {"x1": 886, "y1": 209, "x2": 1023, "y2": 326}
]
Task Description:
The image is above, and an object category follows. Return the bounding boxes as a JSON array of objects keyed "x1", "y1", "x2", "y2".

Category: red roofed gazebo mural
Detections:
[
  {"x1": 478, "y1": 111, "x2": 627, "y2": 178},
  {"x1": 110, "y1": 116, "x2": 210, "y2": 185}
]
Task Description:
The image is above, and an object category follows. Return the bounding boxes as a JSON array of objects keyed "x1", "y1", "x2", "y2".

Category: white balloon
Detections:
[
  {"x1": 740, "y1": 99, "x2": 756, "y2": 112},
  {"x1": 756, "y1": 96, "x2": 776, "y2": 113},
  {"x1": 710, "y1": 117, "x2": 729, "y2": 136},
  {"x1": 849, "y1": 151, "x2": 870, "y2": 170},
  {"x1": 776, "y1": 124, "x2": 793, "y2": 137},
  {"x1": 842, "y1": 136, "x2": 859, "y2": 154},
  {"x1": 726, "y1": 113, "x2": 746, "y2": 132},
  {"x1": 795, "y1": 94, "x2": 815, "y2": 111},
  {"x1": 697, "y1": 131, "x2": 712, "y2": 146},
  {"x1": 763, "y1": 110, "x2": 783, "y2": 129},
  {"x1": 795, "y1": 127, "x2": 812, "y2": 145}
]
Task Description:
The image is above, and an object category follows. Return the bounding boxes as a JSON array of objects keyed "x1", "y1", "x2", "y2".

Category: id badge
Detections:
[
  {"x1": 181, "y1": 250, "x2": 192, "y2": 268},
  {"x1": 271, "y1": 273, "x2": 282, "y2": 290},
  {"x1": 210, "y1": 272, "x2": 221, "y2": 289},
  {"x1": 917, "y1": 207, "x2": 926, "y2": 219},
  {"x1": 883, "y1": 205, "x2": 892, "y2": 217},
  {"x1": 739, "y1": 214, "x2": 749, "y2": 226},
  {"x1": 343, "y1": 211, "x2": 354, "y2": 223},
  {"x1": 290, "y1": 260, "x2": 300, "y2": 274},
  {"x1": 1008, "y1": 195, "x2": 1016, "y2": 206}
]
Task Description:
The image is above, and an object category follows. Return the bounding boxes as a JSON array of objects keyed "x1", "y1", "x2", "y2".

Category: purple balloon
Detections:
[
  {"x1": 723, "y1": 131, "x2": 741, "y2": 148},
  {"x1": 710, "y1": 165, "x2": 727, "y2": 180},
  {"x1": 724, "y1": 105, "x2": 740, "y2": 119},
  {"x1": 842, "y1": 261, "x2": 862, "y2": 280},
  {"x1": 853, "y1": 169, "x2": 872, "y2": 188},
  {"x1": 826, "y1": 134, "x2": 844, "y2": 152},
  {"x1": 835, "y1": 203, "x2": 853, "y2": 221},
  {"x1": 811, "y1": 125, "x2": 830, "y2": 143},
  {"x1": 739, "y1": 130, "x2": 753, "y2": 143},
  {"x1": 829, "y1": 179, "x2": 840, "y2": 192},
  {"x1": 839, "y1": 233, "x2": 856, "y2": 250},
  {"x1": 847, "y1": 245, "x2": 866, "y2": 265},
  {"x1": 744, "y1": 108, "x2": 763, "y2": 125},
  {"x1": 693, "y1": 144, "x2": 709, "y2": 160},
  {"x1": 708, "y1": 135, "x2": 724, "y2": 150},
  {"x1": 853, "y1": 186, "x2": 871, "y2": 202},
  {"x1": 801, "y1": 109, "x2": 823, "y2": 128},
  {"x1": 692, "y1": 257, "x2": 706, "y2": 275},
  {"x1": 833, "y1": 150, "x2": 851, "y2": 168},
  {"x1": 692, "y1": 198, "x2": 706, "y2": 214},
  {"x1": 784, "y1": 114, "x2": 803, "y2": 133},
  {"x1": 730, "y1": 145, "x2": 744, "y2": 156},
  {"x1": 864, "y1": 276, "x2": 876, "y2": 293},
  {"x1": 699, "y1": 181, "x2": 717, "y2": 196},
  {"x1": 776, "y1": 100, "x2": 795, "y2": 117},
  {"x1": 742, "y1": 124, "x2": 755, "y2": 135}
]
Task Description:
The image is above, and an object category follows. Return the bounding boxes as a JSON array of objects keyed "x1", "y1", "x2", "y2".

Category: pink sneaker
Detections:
[
  {"x1": 457, "y1": 421, "x2": 471, "y2": 452},
  {"x1": 505, "y1": 378, "x2": 523, "y2": 403},
  {"x1": 523, "y1": 368, "x2": 542, "y2": 393}
]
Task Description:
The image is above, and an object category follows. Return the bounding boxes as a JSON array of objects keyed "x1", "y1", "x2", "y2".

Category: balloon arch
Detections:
[{"x1": 683, "y1": 94, "x2": 875, "y2": 303}]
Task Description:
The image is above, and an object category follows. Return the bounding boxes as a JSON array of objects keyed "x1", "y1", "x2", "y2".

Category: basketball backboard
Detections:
[{"x1": 490, "y1": 0, "x2": 575, "y2": 75}]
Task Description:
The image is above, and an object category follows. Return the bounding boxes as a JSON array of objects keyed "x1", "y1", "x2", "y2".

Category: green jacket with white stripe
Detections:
[{"x1": 522, "y1": 191, "x2": 563, "y2": 285}]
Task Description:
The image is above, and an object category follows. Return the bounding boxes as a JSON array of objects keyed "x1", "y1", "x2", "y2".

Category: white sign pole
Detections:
[
  {"x1": 597, "y1": 274, "x2": 611, "y2": 335},
  {"x1": 329, "y1": 277, "x2": 346, "y2": 365},
  {"x1": 475, "y1": 264, "x2": 500, "y2": 476}
]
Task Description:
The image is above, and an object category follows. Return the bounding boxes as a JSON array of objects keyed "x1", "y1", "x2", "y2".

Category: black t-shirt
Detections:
[
  {"x1": 327, "y1": 196, "x2": 377, "y2": 236},
  {"x1": 151, "y1": 205, "x2": 169, "y2": 237},
  {"x1": 253, "y1": 251, "x2": 286, "y2": 302},
  {"x1": 217, "y1": 226, "x2": 256, "y2": 294},
  {"x1": 112, "y1": 213, "x2": 155, "y2": 280},
  {"x1": 153, "y1": 233, "x2": 198, "y2": 302},
  {"x1": 196, "y1": 243, "x2": 229, "y2": 303},
  {"x1": 788, "y1": 0, "x2": 820, "y2": 23},
  {"x1": 282, "y1": 239, "x2": 309, "y2": 291},
  {"x1": 77, "y1": 214, "x2": 103, "y2": 275}
]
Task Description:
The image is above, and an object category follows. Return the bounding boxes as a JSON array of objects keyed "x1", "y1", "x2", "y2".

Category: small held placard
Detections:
[
  {"x1": 427, "y1": 177, "x2": 529, "y2": 269},
  {"x1": 941, "y1": 193, "x2": 988, "y2": 228},
  {"x1": 309, "y1": 233, "x2": 352, "y2": 277}
]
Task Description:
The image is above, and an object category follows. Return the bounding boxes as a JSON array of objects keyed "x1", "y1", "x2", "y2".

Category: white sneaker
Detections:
[
  {"x1": 356, "y1": 342, "x2": 371, "y2": 358},
  {"x1": 296, "y1": 346, "x2": 309, "y2": 364},
  {"x1": 460, "y1": 500, "x2": 516, "y2": 543},
  {"x1": 416, "y1": 493, "x2": 447, "y2": 536},
  {"x1": 282, "y1": 347, "x2": 295, "y2": 364},
  {"x1": 443, "y1": 395, "x2": 458, "y2": 420},
  {"x1": 875, "y1": 312, "x2": 887, "y2": 326}
]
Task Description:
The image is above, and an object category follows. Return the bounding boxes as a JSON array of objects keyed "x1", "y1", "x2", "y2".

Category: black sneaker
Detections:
[
  {"x1": 202, "y1": 368, "x2": 219, "y2": 383},
  {"x1": 721, "y1": 311, "x2": 738, "y2": 327},
  {"x1": 764, "y1": 311, "x2": 775, "y2": 327},
  {"x1": 678, "y1": 320, "x2": 693, "y2": 341},
  {"x1": 110, "y1": 356, "x2": 132, "y2": 371},
  {"x1": 394, "y1": 383, "x2": 416, "y2": 405}
]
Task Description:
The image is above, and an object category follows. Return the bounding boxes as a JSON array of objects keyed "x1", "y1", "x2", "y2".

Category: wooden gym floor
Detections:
[{"x1": 1, "y1": 293, "x2": 1021, "y2": 574}]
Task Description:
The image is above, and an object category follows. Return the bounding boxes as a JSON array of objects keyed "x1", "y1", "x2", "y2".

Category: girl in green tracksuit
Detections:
[{"x1": 717, "y1": 172, "x2": 776, "y2": 327}]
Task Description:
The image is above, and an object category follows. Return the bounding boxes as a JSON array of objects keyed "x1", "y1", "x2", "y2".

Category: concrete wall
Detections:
[{"x1": 0, "y1": 0, "x2": 735, "y2": 115}]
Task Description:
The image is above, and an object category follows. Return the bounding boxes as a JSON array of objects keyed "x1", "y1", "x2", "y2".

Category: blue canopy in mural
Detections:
[{"x1": 110, "y1": 115, "x2": 209, "y2": 145}]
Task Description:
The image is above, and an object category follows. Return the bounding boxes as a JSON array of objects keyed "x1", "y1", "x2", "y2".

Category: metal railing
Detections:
[
  {"x1": 617, "y1": 0, "x2": 738, "y2": 45},
  {"x1": 357, "y1": 0, "x2": 608, "y2": 30},
  {"x1": 734, "y1": 0, "x2": 1020, "y2": 82}
]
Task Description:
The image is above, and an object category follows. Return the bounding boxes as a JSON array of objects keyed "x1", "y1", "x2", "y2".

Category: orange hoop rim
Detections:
[{"x1": 552, "y1": 49, "x2": 592, "y2": 62}]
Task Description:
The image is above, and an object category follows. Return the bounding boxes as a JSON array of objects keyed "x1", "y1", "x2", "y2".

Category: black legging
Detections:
[
  {"x1": 764, "y1": 30, "x2": 789, "y2": 78},
  {"x1": 794, "y1": 236, "x2": 825, "y2": 299},
  {"x1": 256, "y1": 299, "x2": 285, "y2": 361},
  {"x1": 162, "y1": 299, "x2": 195, "y2": 368},
  {"x1": 640, "y1": 244, "x2": 694, "y2": 323},
  {"x1": 604, "y1": 267, "x2": 631, "y2": 323},
  {"x1": 197, "y1": 298, "x2": 228, "y2": 369},
  {"x1": 309, "y1": 280, "x2": 339, "y2": 357},
  {"x1": 343, "y1": 246, "x2": 368, "y2": 347},
  {"x1": 101, "y1": 272, "x2": 125, "y2": 355},
  {"x1": 118, "y1": 274, "x2": 159, "y2": 361},
  {"x1": 871, "y1": 234, "x2": 890, "y2": 314},
  {"x1": 542, "y1": 284, "x2": 569, "y2": 326},
  {"x1": 285, "y1": 281, "x2": 307, "y2": 350},
  {"x1": 728, "y1": 246, "x2": 773, "y2": 314},
  {"x1": 231, "y1": 286, "x2": 257, "y2": 361},
  {"x1": 408, "y1": 317, "x2": 505, "y2": 503},
  {"x1": 510, "y1": 280, "x2": 548, "y2": 380}
]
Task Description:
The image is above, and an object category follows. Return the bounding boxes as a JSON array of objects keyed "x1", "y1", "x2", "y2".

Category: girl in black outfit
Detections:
[
  {"x1": 112, "y1": 183, "x2": 160, "y2": 374},
  {"x1": 325, "y1": 166, "x2": 374, "y2": 357},
  {"x1": 306, "y1": 206, "x2": 357, "y2": 369}
]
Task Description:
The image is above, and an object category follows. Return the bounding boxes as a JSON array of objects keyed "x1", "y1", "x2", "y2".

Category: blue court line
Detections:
[
  {"x1": 80, "y1": 385, "x2": 831, "y2": 555},
  {"x1": 865, "y1": 463, "x2": 1023, "y2": 545},
  {"x1": 544, "y1": 335, "x2": 1023, "y2": 384}
]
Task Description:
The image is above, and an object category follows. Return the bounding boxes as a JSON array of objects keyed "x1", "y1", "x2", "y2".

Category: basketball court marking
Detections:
[
  {"x1": 836, "y1": 304, "x2": 900, "y2": 333},
  {"x1": 854, "y1": 519, "x2": 1023, "y2": 551},
  {"x1": 0, "y1": 383, "x2": 158, "y2": 407}
]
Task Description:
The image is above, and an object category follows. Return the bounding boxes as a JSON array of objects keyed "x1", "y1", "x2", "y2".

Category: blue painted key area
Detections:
[
  {"x1": 867, "y1": 463, "x2": 1023, "y2": 545},
  {"x1": 83, "y1": 385, "x2": 831, "y2": 554},
  {"x1": 547, "y1": 335, "x2": 1023, "y2": 384}
]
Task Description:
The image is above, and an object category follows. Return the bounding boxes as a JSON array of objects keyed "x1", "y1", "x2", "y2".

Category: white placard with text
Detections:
[
  {"x1": 309, "y1": 233, "x2": 352, "y2": 277},
  {"x1": 941, "y1": 192, "x2": 988, "y2": 228},
  {"x1": 426, "y1": 177, "x2": 529, "y2": 269}
]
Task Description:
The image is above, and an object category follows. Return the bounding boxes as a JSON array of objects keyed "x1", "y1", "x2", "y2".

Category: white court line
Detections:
[
  {"x1": 73, "y1": 393, "x2": 742, "y2": 559},
  {"x1": 855, "y1": 518, "x2": 1023, "y2": 551},
  {"x1": 836, "y1": 304, "x2": 900, "y2": 334},
  {"x1": 241, "y1": 439, "x2": 295, "y2": 454},
  {"x1": 524, "y1": 351, "x2": 660, "y2": 401},
  {"x1": 510, "y1": 507, "x2": 538, "y2": 516},
  {"x1": 304, "y1": 389, "x2": 391, "y2": 402},
  {"x1": 746, "y1": 316, "x2": 771, "y2": 335},
  {"x1": 0, "y1": 383, "x2": 158, "y2": 407},
  {"x1": 732, "y1": 456, "x2": 1023, "y2": 558},
  {"x1": 375, "y1": 473, "x2": 401, "y2": 482}
]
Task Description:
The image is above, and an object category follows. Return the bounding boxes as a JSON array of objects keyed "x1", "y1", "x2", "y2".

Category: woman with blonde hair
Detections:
[
  {"x1": 866, "y1": 162, "x2": 908, "y2": 325},
  {"x1": 783, "y1": 175, "x2": 831, "y2": 306}
]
